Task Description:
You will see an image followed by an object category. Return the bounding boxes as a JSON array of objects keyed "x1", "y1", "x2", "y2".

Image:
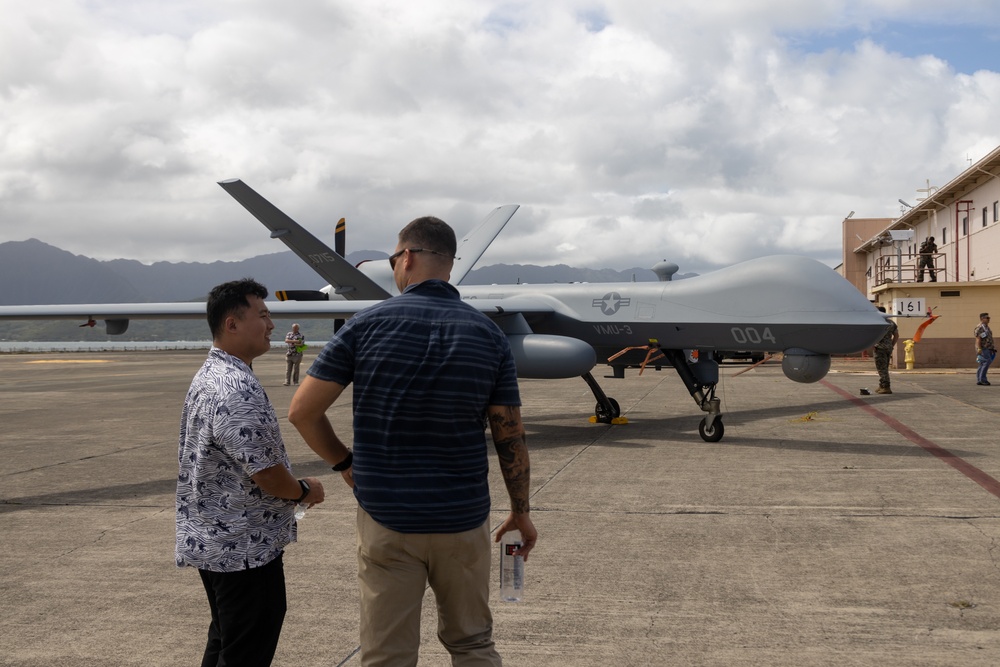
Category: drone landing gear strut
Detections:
[
  {"x1": 661, "y1": 350, "x2": 725, "y2": 442},
  {"x1": 582, "y1": 372, "x2": 622, "y2": 424},
  {"x1": 581, "y1": 350, "x2": 724, "y2": 441}
]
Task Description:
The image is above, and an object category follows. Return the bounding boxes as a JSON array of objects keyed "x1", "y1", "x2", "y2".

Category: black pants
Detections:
[
  {"x1": 917, "y1": 256, "x2": 936, "y2": 282},
  {"x1": 198, "y1": 554, "x2": 287, "y2": 667}
]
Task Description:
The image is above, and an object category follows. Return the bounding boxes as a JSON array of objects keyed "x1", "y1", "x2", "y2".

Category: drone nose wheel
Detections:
[
  {"x1": 698, "y1": 417, "x2": 724, "y2": 442},
  {"x1": 594, "y1": 397, "x2": 621, "y2": 424}
]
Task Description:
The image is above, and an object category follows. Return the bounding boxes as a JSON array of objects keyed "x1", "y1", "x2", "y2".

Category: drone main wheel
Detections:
[
  {"x1": 594, "y1": 398, "x2": 621, "y2": 424},
  {"x1": 698, "y1": 417, "x2": 724, "y2": 442}
]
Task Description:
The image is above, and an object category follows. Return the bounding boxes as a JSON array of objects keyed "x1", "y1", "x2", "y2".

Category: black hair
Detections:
[
  {"x1": 206, "y1": 278, "x2": 268, "y2": 338},
  {"x1": 981, "y1": 313, "x2": 991, "y2": 319},
  {"x1": 398, "y1": 216, "x2": 457, "y2": 258},
  {"x1": 877, "y1": 306, "x2": 887, "y2": 313}
]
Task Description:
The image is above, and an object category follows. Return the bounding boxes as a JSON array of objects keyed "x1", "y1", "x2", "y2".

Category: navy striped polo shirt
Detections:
[{"x1": 307, "y1": 279, "x2": 521, "y2": 533}]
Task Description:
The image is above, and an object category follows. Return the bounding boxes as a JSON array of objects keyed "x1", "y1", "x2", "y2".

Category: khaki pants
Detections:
[
  {"x1": 356, "y1": 507, "x2": 501, "y2": 667},
  {"x1": 284, "y1": 352, "x2": 303, "y2": 384}
]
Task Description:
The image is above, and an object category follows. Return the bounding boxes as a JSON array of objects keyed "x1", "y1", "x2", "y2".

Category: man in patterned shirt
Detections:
[
  {"x1": 975, "y1": 312, "x2": 996, "y2": 386},
  {"x1": 283, "y1": 322, "x2": 305, "y2": 385},
  {"x1": 289, "y1": 217, "x2": 537, "y2": 666},
  {"x1": 176, "y1": 278, "x2": 325, "y2": 667}
]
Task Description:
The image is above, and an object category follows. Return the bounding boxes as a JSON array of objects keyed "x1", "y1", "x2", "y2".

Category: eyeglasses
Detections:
[{"x1": 388, "y1": 247, "x2": 458, "y2": 269}]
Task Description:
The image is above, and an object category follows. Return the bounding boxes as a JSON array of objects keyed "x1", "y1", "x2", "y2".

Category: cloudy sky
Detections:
[{"x1": 2, "y1": 0, "x2": 999, "y2": 275}]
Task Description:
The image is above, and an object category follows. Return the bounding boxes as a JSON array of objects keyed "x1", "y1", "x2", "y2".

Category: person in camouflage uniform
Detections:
[
  {"x1": 916, "y1": 236, "x2": 937, "y2": 282},
  {"x1": 874, "y1": 306, "x2": 899, "y2": 394}
]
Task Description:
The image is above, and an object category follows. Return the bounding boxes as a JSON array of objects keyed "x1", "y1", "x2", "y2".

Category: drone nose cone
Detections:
[{"x1": 652, "y1": 261, "x2": 679, "y2": 282}]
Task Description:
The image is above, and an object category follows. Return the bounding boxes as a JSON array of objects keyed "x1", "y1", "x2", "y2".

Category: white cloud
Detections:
[{"x1": 1, "y1": 0, "x2": 999, "y2": 276}]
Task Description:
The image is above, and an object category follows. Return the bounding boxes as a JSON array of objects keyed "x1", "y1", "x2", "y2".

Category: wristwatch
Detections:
[
  {"x1": 332, "y1": 449, "x2": 353, "y2": 472},
  {"x1": 294, "y1": 478, "x2": 310, "y2": 503}
]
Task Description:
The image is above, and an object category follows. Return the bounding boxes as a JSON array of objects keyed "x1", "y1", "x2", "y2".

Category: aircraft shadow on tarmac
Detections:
[
  {"x1": 0, "y1": 392, "x2": 979, "y2": 514},
  {"x1": 0, "y1": 478, "x2": 177, "y2": 515},
  {"x1": 0, "y1": 459, "x2": 341, "y2": 515},
  {"x1": 521, "y1": 393, "x2": 984, "y2": 459}
]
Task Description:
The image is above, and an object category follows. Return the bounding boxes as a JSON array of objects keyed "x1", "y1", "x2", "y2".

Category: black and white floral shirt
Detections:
[{"x1": 175, "y1": 348, "x2": 296, "y2": 572}]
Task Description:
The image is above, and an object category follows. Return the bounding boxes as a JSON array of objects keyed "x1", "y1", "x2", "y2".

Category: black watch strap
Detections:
[
  {"x1": 332, "y1": 450, "x2": 353, "y2": 472},
  {"x1": 294, "y1": 478, "x2": 310, "y2": 503}
]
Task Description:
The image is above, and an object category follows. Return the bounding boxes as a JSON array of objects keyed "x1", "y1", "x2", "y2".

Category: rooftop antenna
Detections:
[{"x1": 916, "y1": 179, "x2": 937, "y2": 202}]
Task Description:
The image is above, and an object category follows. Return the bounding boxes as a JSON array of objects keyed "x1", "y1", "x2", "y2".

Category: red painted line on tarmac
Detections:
[{"x1": 821, "y1": 379, "x2": 1000, "y2": 500}]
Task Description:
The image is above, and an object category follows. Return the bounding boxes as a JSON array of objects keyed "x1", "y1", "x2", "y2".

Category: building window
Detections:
[
  {"x1": 994, "y1": 201, "x2": 998, "y2": 222},
  {"x1": 962, "y1": 216, "x2": 968, "y2": 236},
  {"x1": 985, "y1": 207, "x2": 989, "y2": 228},
  {"x1": 942, "y1": 227, "x2": 947, "y2": 244}
]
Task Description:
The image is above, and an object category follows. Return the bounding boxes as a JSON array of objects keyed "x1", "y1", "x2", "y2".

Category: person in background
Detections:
[
  {"x1": 284, "y1": 323, "x2": 305, "y2": 386},
  {"x1": 974, "y1": 312, "x2": 996, "y2": 386},
  {"x1": 916, "y1": 236, "x2": 937, "y2": 282},
  {"x1": 288, "y1": 216, "x2": 537, "y2": 666},
  {"x1": 176, "y1": 279, "x2": 324, "y2": 667},
  {"x1": 873, "y1": 306, "x2": 899, "y2": 394}
]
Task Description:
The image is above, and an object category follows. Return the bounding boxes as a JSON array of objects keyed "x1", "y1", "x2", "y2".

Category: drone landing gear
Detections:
[
  {"x1": 661, "y1": 350, "x2": 725, "y2": 442},
  {"x1": 581, "y1": 350, "x2": 725, "y2": 440},
  {"x1": 698, "y1": 415, "x2": 724, "y2": 442},
  {"x1": 582, "y1": 372, "x2": 624, "y2": 424}
]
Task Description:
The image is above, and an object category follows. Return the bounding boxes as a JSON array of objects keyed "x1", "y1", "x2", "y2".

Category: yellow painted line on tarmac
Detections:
[{"x1": 24, "y1": 359, "x2": 113, "y2": 364}]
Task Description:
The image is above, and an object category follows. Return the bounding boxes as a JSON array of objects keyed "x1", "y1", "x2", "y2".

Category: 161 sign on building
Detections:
[{"x1": 893, "y1": 298, "x2": 926, "y2": 317}]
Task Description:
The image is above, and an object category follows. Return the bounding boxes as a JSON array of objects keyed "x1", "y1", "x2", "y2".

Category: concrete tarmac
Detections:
[{"x1": 2, "y1": 349, "x2": 999, "y2": 666}]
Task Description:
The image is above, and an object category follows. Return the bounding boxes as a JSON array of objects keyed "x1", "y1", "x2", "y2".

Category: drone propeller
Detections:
[{"x1": 275, "y1": 290, "x2": 329, "y2": 302}]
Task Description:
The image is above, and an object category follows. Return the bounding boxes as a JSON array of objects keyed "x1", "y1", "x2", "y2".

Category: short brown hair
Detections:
[{"x1": 398, "y1": 216, "x2": 457, "y2": 258}]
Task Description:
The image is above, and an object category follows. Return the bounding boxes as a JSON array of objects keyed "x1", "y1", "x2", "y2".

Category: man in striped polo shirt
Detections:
[{"x1": 289, "y1": 216, "x2": 537, "y2": 665}]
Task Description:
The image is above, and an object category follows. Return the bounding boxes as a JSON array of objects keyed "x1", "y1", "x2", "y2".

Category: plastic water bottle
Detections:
[
  {"x1": 294, "y1": 504, "x2": 307, "y2": 521},
  {"x1": 499, "y1": 530, "x2": 524, "y2": 602}
]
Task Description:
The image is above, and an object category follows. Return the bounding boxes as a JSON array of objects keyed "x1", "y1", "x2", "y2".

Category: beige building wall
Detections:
[
  {"x1": 871, "y1": 282, "x2": 996, "y2": 368},
  {"x1": 967, "y1": 178, "x2": 1000, "y2": 281},
  {"x1": 841, "y1": 217, "x2": 891, "y2": 286},
  {"x1": 844, "y1": 144, "x2": 1000, "y2": 369}
]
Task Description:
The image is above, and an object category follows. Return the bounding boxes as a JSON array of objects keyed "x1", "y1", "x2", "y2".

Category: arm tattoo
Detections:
[{"x1": 489, "y1": 406, "x2": 531, "y2": 514}]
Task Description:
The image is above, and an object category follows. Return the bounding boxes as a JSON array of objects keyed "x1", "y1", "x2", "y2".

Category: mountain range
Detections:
[{"x1": 0, "y1": 239, "x2": 692, "y2": 342}]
